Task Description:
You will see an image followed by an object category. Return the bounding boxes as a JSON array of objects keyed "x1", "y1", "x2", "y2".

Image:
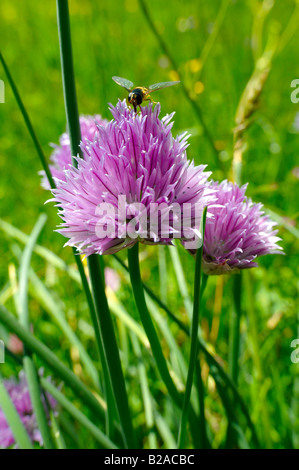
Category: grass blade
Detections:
[
  {"x1": 29, "y1": 270, "x2": 100, "y2": 390},
  {"x1": 0, "y1": 52, "x2": 55, "y2": 188},
  {"x1": 18, "y1": 213, "x2": 54, "y2": 449},
  {"x1": 41, "y1": 378, "x2": 118, "y2": 449},
  {"x1": 0, "y1": 304, "x2": 106, "y2": 420},
  {"x1": 0, "y1": 218, "x2": 81, "y2": 283},
  {"x1": 130, "y1": 333, "x2": 157, "y2": 449}
]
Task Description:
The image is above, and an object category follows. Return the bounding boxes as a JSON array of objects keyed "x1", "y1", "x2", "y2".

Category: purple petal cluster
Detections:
[
  {"x1": 201, "y1": 180, "x2": 283, "y2": 274},
  {"x1": 41, "y1": 114, "x2": 108, "y2": 189},
  {"x1": 51, "y1": 100, "x2": 214, "y2": 255},
  {"x1": 0, "y1": 371, "x2": 57, "y2": 449}
]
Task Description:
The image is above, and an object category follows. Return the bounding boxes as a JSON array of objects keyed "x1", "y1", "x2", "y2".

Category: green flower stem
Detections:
[
  {"x1": 0, "y1": 52, "x2": 55, "y2": 189},
  {"x1": 18, "y1": 213, "x2": 54, "y2": 449},
  {"x1": 178, "y1": 207, "x2": 207, "y2": 449},
  {"x1": 87, "y1": 255, "x2": 135, "y2": 448},
  {"x1": 56, "y1": 0, "x2": 82, "y2": 163},
  {"x1": 73, "y1": 252, "x2": 118, "y2": 438},
  {"x1": 113, "y1": 254, "x2": 187, "y2": 333},
  {"x1": 56, "y1": 0, "x2": 122, "y2": 440},
  {"x1": 228, "y1": 273, "x2": 242, "y2": 384},
  {"x1": 128, "y1": 244, "x2": 203, "y2": 448},
  {"x1": 128, "y1": 243, "x2": 182, "y2": 406},
  {"x1": 0, "y1": 375, "x2": 33, "y2": 449},
  {"x1": 0, "y1": 304, "x2": 105, "y2": 420},
  {"x1": 226, "y1": 273, "x2": 243, "y2": 446}
]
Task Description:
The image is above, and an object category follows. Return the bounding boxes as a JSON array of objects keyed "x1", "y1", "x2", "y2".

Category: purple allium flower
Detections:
[
  {"x1": 40, "y1": 115, "x2": 108, "y2": 189},
  {"x1": 50, "y1": 100, "x2": 214, "y2": 255},
  {"x1": 199, "y1": 180, "x2": 283, "y2": 275},
  {"x1": 0, "y1": 371, "x2": 57, "y2": 449}
]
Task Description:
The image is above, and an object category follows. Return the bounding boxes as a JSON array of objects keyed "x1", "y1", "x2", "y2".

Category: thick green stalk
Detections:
[
  {"x1": 128, "y1": 243, "x2": 182, "y2": 406},
  {"x1": 73, "y1": 252, "x2": 118, "y2": 438},
  {"x1": 56, "y1": 0, "x2": 82, "y2": 163},
  {"x1": 87, "y1": 255, "x2": 135, "y2": 448},
  {"x1": 128, "y1": 244, "x2": 202, "y2": 448},
  {"x1": 56, "y1": 0, "x2": 121, "y2": 440},
  {"x1": 228, "y1": 273, "x2": 242, "y2": 384},
  {"x1": 225, "y1": 273, "x2": 243, "y2": 447},
  {"x1": 113, "y1": 254, "x2": 187, "y2": 332},
  {"x1": 178, "y1": 208, "x2": 207, "y2": 448}
]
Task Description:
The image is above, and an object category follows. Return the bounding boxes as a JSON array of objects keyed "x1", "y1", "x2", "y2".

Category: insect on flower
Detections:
[{"x1": 112, "y1": 76, "x2": 180, "y2": 112}]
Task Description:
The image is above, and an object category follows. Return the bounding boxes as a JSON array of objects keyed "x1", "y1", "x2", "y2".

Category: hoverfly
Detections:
[{"x1": 112, "y1": 76, "x2": 180, "y2": 112}]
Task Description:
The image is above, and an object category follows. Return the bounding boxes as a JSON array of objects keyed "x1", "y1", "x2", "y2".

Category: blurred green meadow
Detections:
[{"x1": 0, "y1": 0, "x2": 298, "y2": 449}]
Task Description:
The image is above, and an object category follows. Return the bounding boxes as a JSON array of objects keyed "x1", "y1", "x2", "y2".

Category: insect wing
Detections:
[
  {"x1": 148, "y1": 81, "x2": 180, "y2": 93},
  {"x1": 112, "y1": 76, "x2": 134, "y2": 92}
]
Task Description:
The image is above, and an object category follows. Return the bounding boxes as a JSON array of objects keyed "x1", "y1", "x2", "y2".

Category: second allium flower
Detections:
[
  {"x1": 201, "y1": 180, "x2": 283, "y2": 274},
  {"x1": 51, "y1": 100, "x2": 214, "y2": 255}
]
